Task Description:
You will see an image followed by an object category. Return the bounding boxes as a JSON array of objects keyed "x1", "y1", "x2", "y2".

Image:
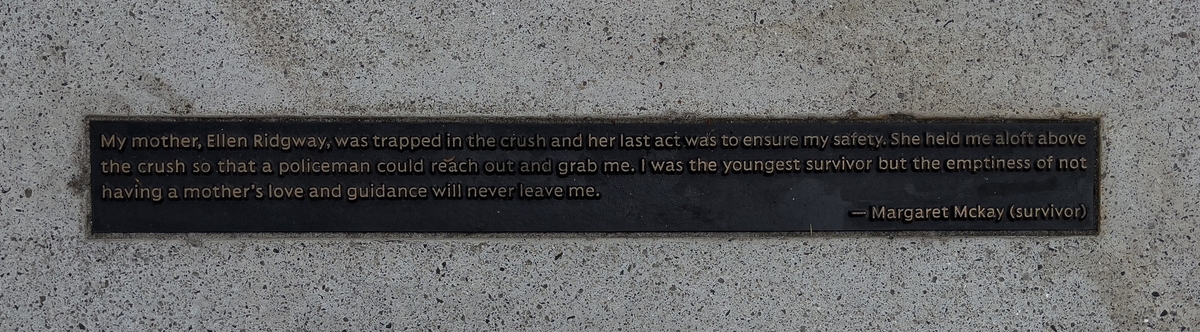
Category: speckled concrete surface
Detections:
[{"x1": 1, "y1": 0, "x2": 1198, "y2": 330}]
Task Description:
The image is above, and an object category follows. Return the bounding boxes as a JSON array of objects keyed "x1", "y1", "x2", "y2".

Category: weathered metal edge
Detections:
[{"x1": 84, "y1": 113, "x2": 1100, "y2": 124}]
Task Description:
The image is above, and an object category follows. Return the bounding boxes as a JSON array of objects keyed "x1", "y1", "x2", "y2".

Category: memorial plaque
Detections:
[{"x1": 88, "y1": 118, "x2": 1099, "y2": 233}]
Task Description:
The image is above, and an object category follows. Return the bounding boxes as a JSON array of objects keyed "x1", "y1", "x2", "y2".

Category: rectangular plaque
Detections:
[{"x1": 89, "y1": 118, "x2": 1099, "y2": 233}]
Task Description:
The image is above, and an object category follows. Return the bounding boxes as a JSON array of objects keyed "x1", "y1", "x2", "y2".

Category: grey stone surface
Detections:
[{"x1": 1, "y1": 0, "x2": 1198, "y2": 330}]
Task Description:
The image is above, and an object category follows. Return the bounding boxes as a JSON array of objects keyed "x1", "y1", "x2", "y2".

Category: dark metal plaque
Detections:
[{"x1": 89, "y1": 118, "x2": 1099, "y2": 233}]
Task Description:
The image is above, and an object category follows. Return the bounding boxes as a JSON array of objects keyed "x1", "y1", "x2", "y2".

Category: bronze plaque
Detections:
[{"x1": 89, "y1": 118, "x2": 1099, "y2": 233}]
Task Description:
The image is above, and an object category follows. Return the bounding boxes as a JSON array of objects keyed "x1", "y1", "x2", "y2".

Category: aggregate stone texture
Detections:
[{"x1": 1, "y1": 0, "x2": 1198, "y2": 330}]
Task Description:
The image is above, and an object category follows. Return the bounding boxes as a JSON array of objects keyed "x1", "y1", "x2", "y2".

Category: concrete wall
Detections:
[{"x1": 2, "y1": 0, "x2": 1197, "y2": 329}]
